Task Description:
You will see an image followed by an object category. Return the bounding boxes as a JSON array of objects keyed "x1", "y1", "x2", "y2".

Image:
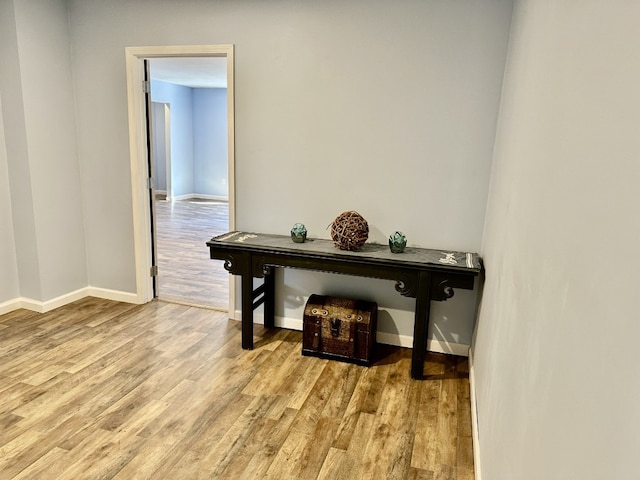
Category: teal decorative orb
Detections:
[
  {"x1": 291, "y1": 223, "x2": 307, "y2": 243},
  {"x1": 389, "y1": 231, "x2": 407, "y2": 253}
]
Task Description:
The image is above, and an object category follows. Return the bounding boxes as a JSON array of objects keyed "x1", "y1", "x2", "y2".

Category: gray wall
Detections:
[
  {"x1": 150, "y1": 82, "x2": 228, "y2": 199},
  {"x1": 473, "y1": 1, "x2": 640, "y2": 478},
  {"x1": 0, "y1": 0, "x2": 87, "y2": 303},
  {"x1": 151, "y1": 79, "x2": 195, "y2": 199},
  {"x1": 0, "y1": 93, "x2": 20, "y2": 303},
  {"x1": 4, "y1": 0, "x2": 639, "y2": 476},
  {"x1": 151, "y1": 102, "x2": 168, "y2": 192},
  {"x1": 66, "y1": 0, "x2": 513, "y2": 346},
  {"x1": 193, "y1": 88, "x2": 228, "y2": 198},
  {"x1": 0, "y1": 0, "x2": 40, "y2": 302}
]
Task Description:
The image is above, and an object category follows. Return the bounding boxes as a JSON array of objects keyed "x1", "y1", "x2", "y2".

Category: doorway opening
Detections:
[
  {"x1": 148, "y1": 58, "x2": 229, "y2": 309},
  {"x1": 125, "y1": 45, "x2": 235, "y2": 313}
]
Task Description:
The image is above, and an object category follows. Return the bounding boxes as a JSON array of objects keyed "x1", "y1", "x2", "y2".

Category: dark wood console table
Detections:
[{"x1": 207, "y1": 231, "x2": 482, "y2": 379}]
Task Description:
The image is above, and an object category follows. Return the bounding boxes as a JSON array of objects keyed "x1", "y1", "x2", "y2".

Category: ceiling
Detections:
[{"x1": 149, "y1": 57, "x2": 227, "y2": 89}]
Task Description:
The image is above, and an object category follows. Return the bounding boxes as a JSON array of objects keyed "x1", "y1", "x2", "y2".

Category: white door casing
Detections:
[{"x1": 125, "y1": 45, "x2": 235, "y2": 312}]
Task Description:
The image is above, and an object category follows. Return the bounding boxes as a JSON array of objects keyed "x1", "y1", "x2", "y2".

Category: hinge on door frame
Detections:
[
  {"x1": 142, "y1": 80, "x2": 150, "y2": 93},
  {"x1": 150, "y1": 265, "x2": 158, "y2": 277},
  {"x1": 147, "y1": 177, "x2": 153, "y2": 189}
]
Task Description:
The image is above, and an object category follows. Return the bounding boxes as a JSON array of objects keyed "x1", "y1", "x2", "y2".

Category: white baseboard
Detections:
[
  {"x1": 380, "y1": 331, "x2": 470, "y2": 357},
  {"x1": 0, "y1": 287, "x2": 141, "y2": 315},
  {"x1": 172, "y1": 193, "x2": 228, "y2": 202},
  {"x1": 469, "y1": 348, "x2": 482, "y2": 480},
  {"x1": 1, "y1": 287, "x2": 91, "y2": 314},
  {"x1": 0, "y1": 298, "x2": 24, "y2": 315},
  {"x1": 87, "y1": 287, "x2": 142, "y2": 304},
  {"x1": 193, "y1": 194, "x2": 229, "y2": 202},
  {"x1": 232, "y1": 310, "x2": 469, "y2": 356}
]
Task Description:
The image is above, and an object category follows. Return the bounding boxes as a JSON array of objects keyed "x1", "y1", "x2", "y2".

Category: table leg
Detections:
[
  {"x1": 263, "y1": 269, "x2": 275, "y2": 329},
  {"x1": 411, "y1": 271, "x2": 432, "y2": 380},
  {"x1": 241, "y1": 255, "x2": 254, "y2": 350}
]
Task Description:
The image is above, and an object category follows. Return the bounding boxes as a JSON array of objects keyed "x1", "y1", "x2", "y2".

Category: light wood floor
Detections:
[
  {"x1": 154, "y1": 198, "x2": 229, "y2": 310},
  {"x1": 0, "y1": 298, "x2": 474, "y2": 479}
]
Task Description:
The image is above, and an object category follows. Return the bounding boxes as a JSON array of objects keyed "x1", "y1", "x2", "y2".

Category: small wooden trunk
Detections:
[{"x1": 302, "y1": 294, "x2": 377, "y2": 366}]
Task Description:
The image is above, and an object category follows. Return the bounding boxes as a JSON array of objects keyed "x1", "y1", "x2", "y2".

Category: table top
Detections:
[{"x1": 208, "y1": 231, "x2": 482, "y2": 274}]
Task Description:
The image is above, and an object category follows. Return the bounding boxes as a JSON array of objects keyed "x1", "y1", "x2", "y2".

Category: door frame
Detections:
[
  {"x1": 151, "y1": 102, "x2": 172, "y2": 200},
  {"x1": 125, "y1": 45, "x2": 235, "y2": 313}
]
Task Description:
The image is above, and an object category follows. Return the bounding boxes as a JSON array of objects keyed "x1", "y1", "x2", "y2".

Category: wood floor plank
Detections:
[
  {"x1": 0, "y1": 415, "x2": 94, "y2": 478},
  {"x1": 435, "y1": 379, "x2": 459, "y2": 468},
  {"x1": 54, "y1": 427, "x2": 146, "y2": 479},
  {"x1": 263, "y1": 360, "x2": 352, "y2": 479},
  {"x1": 155, "y1": 199, "x2": 229, "y2": 309},
  {"x1": 237, "y1": 406, "x2": 299, "y2": 480},
  {"x1": 297, "y1": 416, "x2": 342, "y2": 480},
  {"x1": 127, "y1": 357, "x2": 272, "y2": 476},
  {"x1": 211, "y1": 407, "x2": 280, "y2": 478},
  {"x1": 0, "y1": 380, "x2": 59, "y2": 417},
  {"x1": 12, "y1": 343, "x2": 168, "y2": 431},
  {"x1": 360, "y1": 357, "x2": 392, "y2": 414},
  {"x1": 284, "y1": 357, "x2": 328, "y2": 411},
  {"x1": 0, "y1": 299, "x2": 474, "y2": 479},
  {"x1": 332, "y1": 365, "x2": 378, "y2": 450},
  {"x1": 241, "y1": 331, "x2": 302, "y2": 397},
  {"x1": 360, "y1": 348, "x2": 419, "y2": 480},
  {"x1": 158, "y1": 393, "x2": 259, "y2": 479},
  {"x1": 320, "y1": 409, "x2": 377, "y2": 478},
  {"x1": 434, "y1": 463, "x2": 457, "y2": 480},
  {"x1": 412, "y1": 379, "x2": 443, "y2": 471},
  {"x1": 194, "y1": 394, "x2": 280, "y2": 479},
  {"x1": 408, "y1": 466, "x2": 437, "y2": 480},
  {"x1": 11, "y1": 447, "x2": 69, "y2": 480},
  {"x1": 386, "y1": 377, "x2": 422, "y2": 479},
  {"x1": 320, "y1": 362, "x2": 362, "y2": 420},
  {"x1": 457, "y1": 378, "x2": 475, "y2": 479},
  {"x1": 316, "y1": 446, "x2": 348, "y2": 480},
  {"x1": 0, "y1": 429, "x2": 46, "y2": 473}
]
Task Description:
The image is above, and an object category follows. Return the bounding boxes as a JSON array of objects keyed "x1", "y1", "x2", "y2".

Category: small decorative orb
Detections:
[
  {"x1": 291, "y1": 223, "x2": 307, "y2": 243},
  {"x1": 330, "y1": 211, "x2": 369, "y2": 250},
  {"x1": 389, "y1": 231, "x2": 407, "y2": 253}
]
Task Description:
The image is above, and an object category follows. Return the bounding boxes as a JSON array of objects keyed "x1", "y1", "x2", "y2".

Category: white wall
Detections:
[
  {"x1": 473, "y1": 1, "x2": 640, "y2": 478},
  {"x1": 68, "y1": 0, "x2": 513, "y2": 347}
]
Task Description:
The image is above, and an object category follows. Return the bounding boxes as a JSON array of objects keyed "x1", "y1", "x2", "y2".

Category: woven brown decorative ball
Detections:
[{"x1": 330, "y1": 211, "x2": 369, "y2": 250}]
